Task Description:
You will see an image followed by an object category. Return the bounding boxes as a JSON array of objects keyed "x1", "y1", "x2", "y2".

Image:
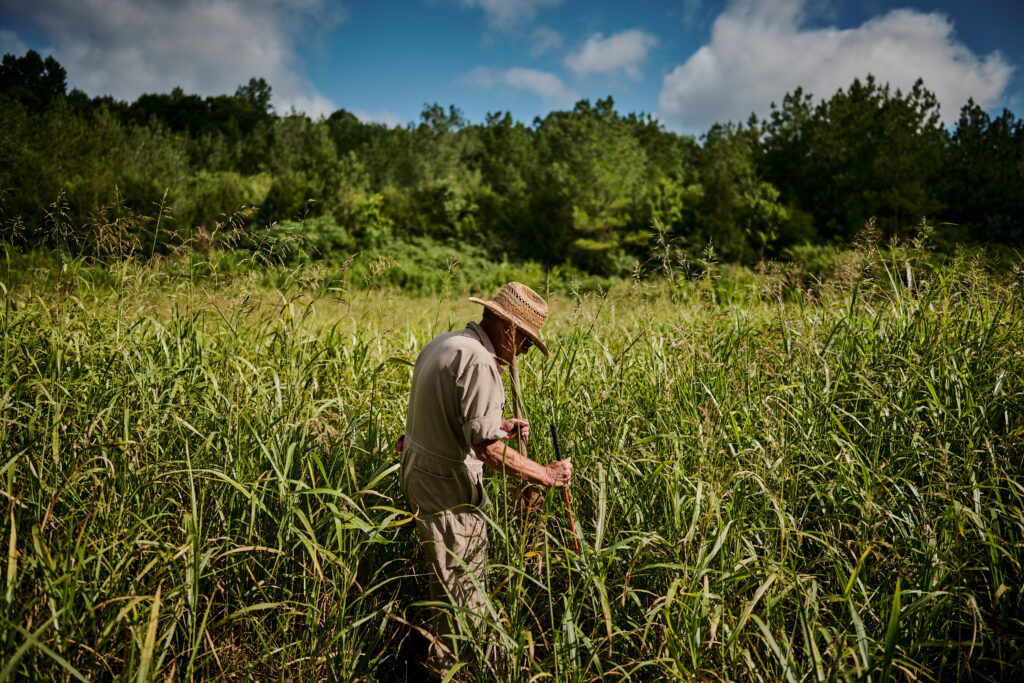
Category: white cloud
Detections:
[
  {"x1": 462, "y1": 67, "x2": 499, "y2": 90},
  {"x1": 505, "y1": 67, "x2": 575, "y2": 101},
  {"x1": 280, "y1": 93, "x2": 339, "y2": 121},
  {"x1": 530, "y1": 26, "x2": 562, "y2": 57},
  {"x1": 463, "y1": 66, "x2": 577, "y2": 105},
  {"x1": 0, "y1": 29, "x2": 29, "y2": 58},
  {"x1": 1, "y1": 0, "x2": 342, "y2": 117},
  {"x1": 352, "y1": 109, "x2": 406, "y2": 128},
  {"x1": 565, "y1": 29, "x2": 658, "y2": 80},
  {"x1": 461, "y1": 0, "x2": 563, "y2": 29},
  {"x1": 658, "y1": 0, "x2": 1015, "y2": 133}
]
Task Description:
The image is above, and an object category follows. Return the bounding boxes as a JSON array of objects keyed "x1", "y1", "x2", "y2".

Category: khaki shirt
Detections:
[
  {"x1": 404, "y1": 322, "x2": 506, "y2": 462},
  {"x1": 400, "y1": 322, "x2": 505, "y2": 515}
]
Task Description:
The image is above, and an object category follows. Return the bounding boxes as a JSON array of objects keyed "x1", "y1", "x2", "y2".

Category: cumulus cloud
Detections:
[
  {"x1": 463, "y1": 66, "x2": 577, "y2": 105},
  {"x1": 658, "y1": 0, "x2": 1015, "y2": 132},
  {"x1": 565, "y1": 29, "x2": 658, "y2": 80},
  {"x1": 530, "y1": 26, "x2": 562, "y2": 57},
  {"x1": 461, "y1": 0, "x2": 563, "y2": 29},
  {"x1": 352, "y1": 109, "x2": 406, "y2": 128},
  {"x1": 280, "y1": 93, "x2": 340, "y2": 121},
  {"x1": 0, "y1": 0, "x2": 342, "y2": 118}
]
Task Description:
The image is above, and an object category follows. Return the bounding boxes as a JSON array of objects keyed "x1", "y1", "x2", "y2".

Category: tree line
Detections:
[{"x1": 1, "y1": 49, "x2": 1021, "y2": 274}]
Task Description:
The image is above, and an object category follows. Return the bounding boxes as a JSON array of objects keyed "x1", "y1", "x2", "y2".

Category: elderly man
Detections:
[{"x1": 399, "y1": 281, "x2": 572, "y2": 672}]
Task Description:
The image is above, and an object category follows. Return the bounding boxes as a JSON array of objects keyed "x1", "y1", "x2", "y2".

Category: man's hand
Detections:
[
  {"x1": 501, "y1": 418, "x2": 530, "y2": 442},
  {"x1": 544, "y1": 458, "x2": 572, "y2": 488}
]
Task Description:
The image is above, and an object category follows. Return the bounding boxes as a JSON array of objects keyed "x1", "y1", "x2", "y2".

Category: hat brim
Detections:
[{"x1": 469, "y1": 297, "x2": 549, "y2": 356}]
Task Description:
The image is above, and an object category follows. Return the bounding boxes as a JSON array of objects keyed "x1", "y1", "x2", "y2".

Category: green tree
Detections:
[
  {"x1": 326, "y1": 110, "x2": 423, "y2": 189},
  {"x1": 697, "y1": 123, "x2": 789, "y2": 262},
  {"x1": 757, "y1": 87, "x2": 815, "y2": 211},
  {"x1": 759, "y1": 76, "x2": 946, "y2": 241},
  {"x1": 326, "y1": 152, "x2": 393, "y2": 248},
  {"x1": 414, "y1": 103, "x2": 480, "y2": 185},
  {"x1": 128, "y1": 80, "x2": 275, "y2": 173},
  {"x1": 629, "y1": 111, "x2": 698, "y2": 184},
  {"x1": 945, "y1": 101, "x2": 1024, "y2": 245},
  {"x1": 263, "y1": 115, "x2": 340, "y2": 221},
  {"x1": 467, "y1": 111, "x2": 539, "y2": 257},
  {"x1": 0, "y1": 50, "x2": 66, "y2": 112},
  {"x1": 533, "y1": 97, "x2": 649, "y2": 273}
]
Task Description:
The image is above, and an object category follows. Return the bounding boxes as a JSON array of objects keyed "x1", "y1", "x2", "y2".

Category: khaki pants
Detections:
[{"x1": 399, "y1": 444, "x2": 489, "y2": 669}]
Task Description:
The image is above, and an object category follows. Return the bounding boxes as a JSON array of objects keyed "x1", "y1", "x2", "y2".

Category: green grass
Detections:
[{"x1": 1, "y1": 243, "x2": 1022, "y2": 681}]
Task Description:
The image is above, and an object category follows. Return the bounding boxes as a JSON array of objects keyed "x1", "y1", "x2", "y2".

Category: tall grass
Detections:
[{"x1": 1, "y1": 240, "x2": 1022, "y2": 680}]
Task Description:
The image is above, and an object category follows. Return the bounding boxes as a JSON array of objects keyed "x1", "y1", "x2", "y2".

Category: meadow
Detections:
[{"x1": 1, "y1": 238, "x2": 1022, "y2": 681}]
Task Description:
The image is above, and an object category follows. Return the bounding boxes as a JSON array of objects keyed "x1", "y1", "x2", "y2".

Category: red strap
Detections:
[{"x1": 395, "y1": 435, "x2": 405, "y2": 455}]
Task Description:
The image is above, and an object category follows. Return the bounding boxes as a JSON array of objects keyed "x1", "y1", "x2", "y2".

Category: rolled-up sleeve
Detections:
[{"x1": 455, "y1": 359, "x2": 505, "y2": 447}]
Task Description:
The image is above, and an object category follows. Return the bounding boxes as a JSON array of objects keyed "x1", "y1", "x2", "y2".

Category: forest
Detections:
[
  {"x1": 1, "y1": 48, "x2": 1022, "y2": 276},
  {"x1": 3, "y1": 49, "x2": 1024, "y2": 679}
]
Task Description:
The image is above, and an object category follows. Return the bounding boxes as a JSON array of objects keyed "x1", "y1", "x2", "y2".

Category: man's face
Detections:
[
  {"x1": 496, "y1": 322, "x2": 531, "y2": 365},
  {"x1": 516, "y1": 333, "x2": 533, "y2": 356}
]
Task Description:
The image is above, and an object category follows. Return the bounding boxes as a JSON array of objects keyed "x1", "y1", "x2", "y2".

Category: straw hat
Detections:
[{"x1": 469, "y1": 282, "x2": 549, "y2": 356}]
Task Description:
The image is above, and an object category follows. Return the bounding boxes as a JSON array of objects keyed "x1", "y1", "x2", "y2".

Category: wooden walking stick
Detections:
[
  {"x1": 509, "y1": 356, "x2": 527, "y2": 456},
  {"x1": 509, "y1": 357, "x2": 542, "y2": 519},
  {"x1": 549, "y1": 423, "x2": 580, "y2": 553}
]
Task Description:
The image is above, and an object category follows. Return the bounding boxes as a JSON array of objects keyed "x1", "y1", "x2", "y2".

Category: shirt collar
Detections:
[{"x1": 466, "y1": 321, "x2": 500, "y2": 364}]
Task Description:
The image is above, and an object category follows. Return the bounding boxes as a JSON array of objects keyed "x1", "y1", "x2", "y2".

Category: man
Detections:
[{"x1": 399, "y1": 281, "x2": 572, "y2": 673}]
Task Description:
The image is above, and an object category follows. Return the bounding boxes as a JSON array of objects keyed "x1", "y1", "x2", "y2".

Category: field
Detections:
[{"x1": 1, "y1": 242, "x2": 1023, "y2": 681}]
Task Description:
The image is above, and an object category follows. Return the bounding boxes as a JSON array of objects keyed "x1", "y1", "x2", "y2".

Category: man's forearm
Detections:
[{"x1": 474, "y1": 440, "x2": 552, "y2": 486}]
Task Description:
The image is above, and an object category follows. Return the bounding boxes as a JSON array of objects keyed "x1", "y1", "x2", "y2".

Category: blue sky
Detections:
[{"x1": 1, "y1": 0, "x2": 1020, "y2": 134}]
